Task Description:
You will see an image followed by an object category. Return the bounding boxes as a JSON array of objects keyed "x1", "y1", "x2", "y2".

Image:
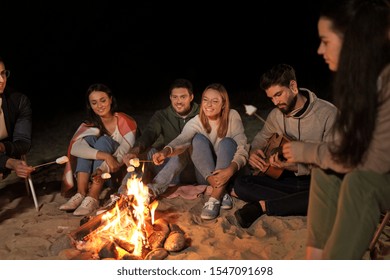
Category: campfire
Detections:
[{"x1": 68, "y1": 172, "x2": 187, "y2": 260}]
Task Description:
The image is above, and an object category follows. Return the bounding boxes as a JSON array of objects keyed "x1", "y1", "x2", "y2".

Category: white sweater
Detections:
[{"x1": 167, "y1": 109, "x2": 249, "y2": 169}]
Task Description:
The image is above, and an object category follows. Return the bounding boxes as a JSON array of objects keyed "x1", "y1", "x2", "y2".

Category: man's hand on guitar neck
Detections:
[
  {"x1": 249, "y1": 148, "x2": 298, "y2": 174},
  {"x1": 248, "y1": 149, "x2": 269, "y2": 172}
]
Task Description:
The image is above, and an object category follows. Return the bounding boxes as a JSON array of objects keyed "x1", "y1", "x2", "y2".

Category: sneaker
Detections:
[
  {"x1": 96, "y1": 194, "x2": 120, "y2": 215},
  {"x1": 234, "y1": 201, "x2": 263, "y2": 228},
  {"x1": 221, "y1": 193, "x2": 233, "y2": 210},
  {"x1": 73, "y1": 196, "x2": 99, "y2": 216},
  {"x1": 59, "y1": 193, "x2": 85, "y2": 211},
  {"x1": 201, "y1": 197, "x2": 221, "y2": 220},
  {"x1": 147, "y1": 183, "x2": 167, "y2": 202}
]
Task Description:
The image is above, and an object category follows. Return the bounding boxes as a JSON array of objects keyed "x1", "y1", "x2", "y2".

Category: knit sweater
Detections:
[
  {"x1": 287, "y1": 65, "x2": 390, "y2": 174},
  {"x1": 251, "y1": 89, "x2": 338, "y2": 176}
]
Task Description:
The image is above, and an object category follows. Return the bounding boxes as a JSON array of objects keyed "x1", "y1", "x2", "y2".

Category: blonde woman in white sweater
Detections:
[{"x1": 151, "y1": 83, "x2": 249, "y2": 220}]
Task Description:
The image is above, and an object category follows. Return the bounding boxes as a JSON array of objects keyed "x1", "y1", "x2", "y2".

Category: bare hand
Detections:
[
  {"x1": 248, "y1": 149, "x2": 269, "y2": 172},
  {"x1": 282, "y1": 142, "x2": 295, "y2": 163},
  {"x1": 152, "y1": 151, "x2": 166, "y2": 165},
  {"x1": 7, "y1": 159, "x2": 35, "y2": 178},
  {"x1": 208, "y1": 167, "x2": 234, "y2": 188},
  {"x1": 105, "y1": 154, "x2": 122, "y2": 173},
  {"x1": 123, "y1": 153, "x2": 137, "y2": 167},
  {"x1": 152, "y1": 147, "x2": 171, "y2": 166},
  {"x1": 269, "y1": 151, "x2": 298, "y2": 172}
]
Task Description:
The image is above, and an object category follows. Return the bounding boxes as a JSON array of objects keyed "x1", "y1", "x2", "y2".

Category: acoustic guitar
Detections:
[{"x1": 252, "y1": 133, "x2": 292, "y2": 179}]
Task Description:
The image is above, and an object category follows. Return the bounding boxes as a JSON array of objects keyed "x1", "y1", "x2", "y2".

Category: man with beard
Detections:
[
  {"x1": 231, "y1": 64, "x2": 337, "y2": 228},
  {"x1": 119, "y1": 78, "x2": 200, "y2": 197}
]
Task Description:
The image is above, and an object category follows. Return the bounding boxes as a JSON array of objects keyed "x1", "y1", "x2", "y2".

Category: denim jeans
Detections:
[
  {"x1": 75, "y1": 135, "x2": 119, "y2": 187},
  {"x1": 148, "y1": 146, "x2": 198, "y2": 193},
  {"x1": 190, "y1": 133, "x2": 237, "y2": 185},
  {"x1": 234, "y1": 170, "x2": 310, "y2": 216}
]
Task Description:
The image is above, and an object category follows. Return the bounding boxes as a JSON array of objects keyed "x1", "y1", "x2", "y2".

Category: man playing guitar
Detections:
[{"x1": 232, "y1": 64, "x2": 337, "y2": 228}]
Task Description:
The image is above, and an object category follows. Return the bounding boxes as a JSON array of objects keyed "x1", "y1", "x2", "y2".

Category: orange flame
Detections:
[{"x1": 76, "y1": 173, "x2": 156, "y2": 258}]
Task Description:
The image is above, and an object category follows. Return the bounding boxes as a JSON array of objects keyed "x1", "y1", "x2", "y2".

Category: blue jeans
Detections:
[
  {"x1": 75, "y1": 135, "x2": 119, "y2": 187},
  {"x1": 191, "y1": 133, "x2": 237, "y2": 185},
  {"x1": 148, "y1": 147, "x2": 197, "y2": 193}
]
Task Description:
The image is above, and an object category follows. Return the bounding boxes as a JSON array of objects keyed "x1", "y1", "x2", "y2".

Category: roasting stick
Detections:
[
  {"x1": 244, "y1": 104, "x2": 291, "y2": 142},
  {"x1": 33, "y1": 156, "x2": 69, "y2": 169},
  {"x1": 27, "y1": 175, "x2": 39, "y2": 211}
]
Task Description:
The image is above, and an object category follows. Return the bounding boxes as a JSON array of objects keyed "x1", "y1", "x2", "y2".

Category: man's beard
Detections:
[{"x1": 278, "y1": 94, "x2": 297, "y2": 114}]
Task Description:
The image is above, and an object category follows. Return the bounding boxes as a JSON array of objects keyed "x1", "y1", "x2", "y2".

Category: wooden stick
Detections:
[
  {"x1": 33, "y1": 161, "x2": 56, "y2": 169},
  {"x1": 27, "y1": 176, "x2": 39, "y2": 211}
]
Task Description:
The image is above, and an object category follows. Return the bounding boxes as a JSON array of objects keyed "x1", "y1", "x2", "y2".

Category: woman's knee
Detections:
[
  {"x1": 192, "y1": 133, "x2": 209, "y2": 147},
  {"x1": 342, "y1": 170, "x2": 389, "y2": 206},
  {"x1": 94, "y1": 135, "x2": 119, "y2": 153},
  {"x1": 216, "y1": 137, "x2": 237, "y2": 154}
]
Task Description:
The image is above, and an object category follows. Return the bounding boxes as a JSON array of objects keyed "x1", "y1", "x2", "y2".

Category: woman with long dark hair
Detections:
[
  {"x1": 283, "y1": 0, "x2": 390, "y2": 259},
  {"x1": 60, "y1": 83, "x2": 137, "y2": 216}
]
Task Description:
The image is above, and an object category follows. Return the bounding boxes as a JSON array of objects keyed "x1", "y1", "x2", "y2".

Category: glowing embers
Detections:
[{"x1": 69, "y1": 174, "x2": 187, "y2": 260}]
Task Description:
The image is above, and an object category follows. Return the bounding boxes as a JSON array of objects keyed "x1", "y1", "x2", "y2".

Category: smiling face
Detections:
[
  {"x1": 317, "y1": 17, "x2": 343, "y2": 72},
  {"x1": 88, "y1": 90, "x2": 112, "y2": 117},
  {"x1": 170, "y1": 87, "x2": 193, "y2": 116},
  {"x1": 201, "y1": 88, "x2": 224, "y2": 121}
]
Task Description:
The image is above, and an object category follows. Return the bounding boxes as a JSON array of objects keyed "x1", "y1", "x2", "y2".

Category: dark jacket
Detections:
[
  {"x1": 0, "y1": 87, "x2": 32, "y2": 174},
  {"x1": 134, "y1": 103, "x2": 199, "y2": 153}
]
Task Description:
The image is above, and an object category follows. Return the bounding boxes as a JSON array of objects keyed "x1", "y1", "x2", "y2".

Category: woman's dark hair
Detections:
[
  {"x1": 85, "y1": 83, "x2": 118, "y2": 136},
  {"x1": 323, "y1": 0, "x2": 390, "y2": 167}
]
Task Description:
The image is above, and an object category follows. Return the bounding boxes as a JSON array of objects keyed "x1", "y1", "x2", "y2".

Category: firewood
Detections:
[{"x1": 113, "y1": 237, "x2": 134, "y2": 254}]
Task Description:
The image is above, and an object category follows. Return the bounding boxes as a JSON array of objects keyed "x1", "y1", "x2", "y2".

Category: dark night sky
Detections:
[{"x1": 2, "y1": 1, "x2": 331, "y2": 118}]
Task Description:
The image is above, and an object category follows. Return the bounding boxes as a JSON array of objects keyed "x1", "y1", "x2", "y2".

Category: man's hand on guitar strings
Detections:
[{"x1": 269, "y1": 152, "x2": 298, "y2": 172}]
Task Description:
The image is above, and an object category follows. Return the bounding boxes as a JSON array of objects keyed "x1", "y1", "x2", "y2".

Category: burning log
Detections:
[
  {"x1": 69, "y1": 195, "x2": 135, "y2": 242},
  {"x1": 113, "y1": 237, "x2": 134, "y2": 254},
  {"x1": 70, "y1": 211, "x2": 108, "y2": 241},
  {"x1": 148, "y1": 218, "x2": 170, "y2": 249},
  {"x1": 98, "y1": 240, "x2": 119, "y2": 259},
  {"x1": 68, "y1": 173, "x2": 188, "y2": 260}
]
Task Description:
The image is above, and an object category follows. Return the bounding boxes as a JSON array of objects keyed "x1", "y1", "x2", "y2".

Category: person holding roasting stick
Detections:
[
  {"x1": 60, "y1": 83, "x2": 138, "y2": 216},
  {"x1": 119, "y1": 78, "x2": 199, "y2": 196},
  {"x1": 231, "y1": 63, "x2": 338, "y2": 228}
]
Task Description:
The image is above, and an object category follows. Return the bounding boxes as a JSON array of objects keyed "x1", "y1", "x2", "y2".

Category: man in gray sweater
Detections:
[{"x1": 232, "y1": 64, "x2": 338, "y2": 228}]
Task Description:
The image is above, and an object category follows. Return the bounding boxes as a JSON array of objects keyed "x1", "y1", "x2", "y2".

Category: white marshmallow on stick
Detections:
[
  {"x1": 33, "y1": 156, "x2": 69, "y2": 169},
  {"x1": 56, "y1": 156, "x2": 69, "y2": 164},
  {"x1": 127, "y1": 166, "x2": 135, "y2": 172},
  {"x1": 244, "y1": 104, "x2": 267, "y2": 124},
  {"x1": 129, "y1": 158, "x2": 140, "y2": 168},
  {"x1": 101, "y1": 173, "x2": 111, "y2": 179}
]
